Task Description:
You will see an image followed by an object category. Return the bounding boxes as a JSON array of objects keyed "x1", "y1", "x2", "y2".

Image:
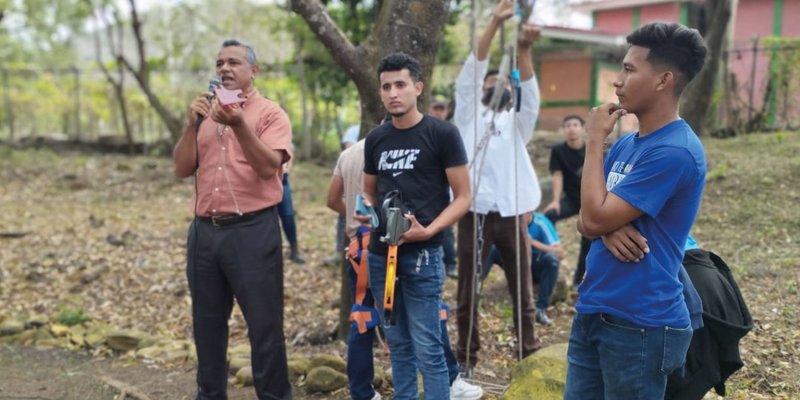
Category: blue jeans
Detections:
[
  {"x1": 564, "y1": 313, "x2": 693, "y2": 400},
  {"x1": 369, "y1": 247, "x2": 450, "y2": 400},
  {"x1": 486, "y1": 248, "x2": 559, "y2": 310},
  {"x1": 277, "y1": 173, "x2": 298, "y2": 246}
]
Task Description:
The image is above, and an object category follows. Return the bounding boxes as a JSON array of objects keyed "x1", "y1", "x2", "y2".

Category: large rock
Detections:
[
  {"x1": 50, "y1": 324, "x2": 70, "y2": 337},
  {"x1": 25, "y1": 314, "x2": 49, "y2": 329},
  {"x1": 106, "y1": 329, "x2": 150, "y2": 351},
  {"x1": 228, "y1": 343, "x2": 251, "y2": 357},
  {"x1": 504, "y1": 343, "x2": 569, "y2": 400},
  {"x1": 306, "y1": 366, "x2": 348, "y2": 393},
  {"x1": 236, "y1": 366, "x2": 254, "y2": 387},
  {"x1": 0, "y1": 319, "x2": 24, "y2": 336},
  {"x1": 287, "y1": 355, "x2": 311, "y2": 382},
  {"x1": 229, "y1": 356, "x2": 251, "y2": 375},
  {"x1": 309, "y1": 353, "x2": 347, "y2": 374}
]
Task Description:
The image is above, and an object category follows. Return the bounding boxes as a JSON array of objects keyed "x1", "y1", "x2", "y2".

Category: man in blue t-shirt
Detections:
[{"x1": 564, "y1": 22, "x2": 708, "y2": 400}]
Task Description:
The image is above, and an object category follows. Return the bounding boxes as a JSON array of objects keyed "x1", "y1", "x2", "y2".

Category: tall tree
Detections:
[
  {"x1": 289, "y1": 0, "x2": 451, "y2": 134},
  {"x1": 90, "y1": 4, "x2": 135, "y2": 153},
  {"x1": 681, "y1": 0, "x2": 733, "y2": 135},
  {"x1": 87, "y1": 0, "x2": 183, "y2": 141}
]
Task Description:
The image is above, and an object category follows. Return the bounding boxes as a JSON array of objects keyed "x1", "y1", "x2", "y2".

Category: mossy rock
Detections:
[
  {"x1": 106, "y1": 329, "x2": 150, "y2": 351},
  {"x1": 236, "y1": 366, "x2": 254, "y2": 387},
  {"x1": 305, "y1": 366, "x2": 348, "y2": 393},
  {"x1": 136, "y1": 345, "x2": 165, "y2": 359},
  {"x1": 50, "y1": 324, "x2": 70, "y2": 337},
  {"x1": 309, "y1": 353, "x2": 347, "y2": 374},
  {"x1": 25, "y1": 314, "x2": 49, "y2": 329},
  {"x1": 161, "y1": 349, "x2": 190, "y2": 364},
  {"x1": 228, "y1": 343, "x2": 251, "y2": 357},
  {"x1": 0, "y1": 319, "x2": 24, "y2": 336},
  {"x1": 504, "y1": 343, "x2": 569, "y2": 400},
  {"x1": 229, "y1": 356, "x2": 251, "y2": 375}
]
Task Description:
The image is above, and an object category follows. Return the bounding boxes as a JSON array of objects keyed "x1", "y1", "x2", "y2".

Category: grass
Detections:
[{"x1": 0, "y1": 129, "x2": 798, "y2": 398}]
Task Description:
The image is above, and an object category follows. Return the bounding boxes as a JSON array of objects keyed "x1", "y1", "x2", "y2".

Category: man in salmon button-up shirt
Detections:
[{"x1": 173, "y1": 39, "x2": 292, "y2": 400}]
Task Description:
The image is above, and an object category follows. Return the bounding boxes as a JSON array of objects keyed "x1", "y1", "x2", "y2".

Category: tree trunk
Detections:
[
  {"x1": 681, "y1": 0, "x2": 733, "y2": 135},
  {"x1": 290, "y1": 0, "x2": 450, "y2": 341},
  {"x1": 290, "y1": 0, "x2": 450, "y2": 136}
]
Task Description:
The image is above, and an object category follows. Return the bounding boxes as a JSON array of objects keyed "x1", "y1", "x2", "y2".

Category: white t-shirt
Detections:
[{"x1": 454, "y1": 52, "x2": 542, "y2": 216}]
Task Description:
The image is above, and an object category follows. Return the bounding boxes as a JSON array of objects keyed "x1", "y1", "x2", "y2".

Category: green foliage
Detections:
[
  {"x1": 761, "y1": 37, "x2": 800, "y2": 129},
  {"x1": 57, "y1": 307, "x2": 90, "y2": 326},
  {"x1": 706, "y1": 161, "x2": 728, "y2": 182}
]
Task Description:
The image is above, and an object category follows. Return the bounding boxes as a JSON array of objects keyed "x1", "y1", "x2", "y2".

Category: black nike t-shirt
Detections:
[
  {"x1": 363, "y1": 115, "x2": 467, "y2": 256},
  {"x1": 549, "y1": 141, "x2": 585, "y2": 204}
]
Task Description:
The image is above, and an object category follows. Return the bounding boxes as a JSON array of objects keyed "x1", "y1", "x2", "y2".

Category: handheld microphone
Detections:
[{"x1": 196, "y1": 76, "x2": 221, "y2": 130}]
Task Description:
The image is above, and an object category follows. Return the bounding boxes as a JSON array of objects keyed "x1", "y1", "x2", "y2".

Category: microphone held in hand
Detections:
[{"x1": 195, "y1": 76, "x2": 221, "y2": 129}]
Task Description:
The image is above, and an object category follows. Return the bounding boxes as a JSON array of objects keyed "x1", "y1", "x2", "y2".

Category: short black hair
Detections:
[
  {"x1": 484, "y1": 69, "x2": 499, "y2": 83},
  {"x1": 626, "y1": 22, "x2": 707, "y2": 94},
  {"x1": 562, "y1": 114, "x2": 585, "y2": 126},
  {"x1": 377, "y1": 52, "x2": 422, "y2": 82}
]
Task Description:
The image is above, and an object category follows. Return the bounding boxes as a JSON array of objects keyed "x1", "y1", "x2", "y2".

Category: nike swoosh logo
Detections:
[{"x1": 392, "y1": 172, "x2": 404, "y2": 177}]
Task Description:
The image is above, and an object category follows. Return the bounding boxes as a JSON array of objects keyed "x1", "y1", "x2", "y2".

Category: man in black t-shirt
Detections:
[
  {"x1": 361, "y1": 52, "x2": 471, "y2": 399},
  {"x1": 543, "y1": 114, "x2": 591, "y2": 286}
]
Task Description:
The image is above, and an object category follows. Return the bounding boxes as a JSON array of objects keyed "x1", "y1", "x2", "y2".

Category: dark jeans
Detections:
[
  {"x1": 456, "y1": 212, "x2": 541, "y2": 368},
  {"x1": 277, "y1": 173, "x2": 298, "y2": 246},
  {"x1": 564, "y1": 313, "x2": 693, "y2": 399},
  {"x1": 545, "y1": 196, "x2": 591, "y2": 286},
  {"x1": 187, "y1": 208, "x2": 291, "y2": 400},
  {"x1": 486, "y1": 248, "x2": 560, "y2": 311},
  {"x1": 346, "y1": 261, "x2": 378, "y2": 400}
]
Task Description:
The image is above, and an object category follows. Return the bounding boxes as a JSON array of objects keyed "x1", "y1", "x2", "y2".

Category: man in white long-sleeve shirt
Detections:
[{"x1": 454, "y1": 0, "x2": 543, "y2": 374}]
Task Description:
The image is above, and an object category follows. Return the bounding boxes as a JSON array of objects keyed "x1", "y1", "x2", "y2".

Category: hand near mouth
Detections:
[{"x1": 586, "y1": 103, "x2": 627, "y2": 142}]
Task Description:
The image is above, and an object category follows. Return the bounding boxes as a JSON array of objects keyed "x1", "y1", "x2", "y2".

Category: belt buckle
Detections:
[{"x1": 211, "y1": 215, "x2": 224, "y2": 227}]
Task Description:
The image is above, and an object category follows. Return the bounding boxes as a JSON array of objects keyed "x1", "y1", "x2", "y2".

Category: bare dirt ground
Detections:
[{"x1": 1, "y1": 130, "x2": 799, "y2": 399}]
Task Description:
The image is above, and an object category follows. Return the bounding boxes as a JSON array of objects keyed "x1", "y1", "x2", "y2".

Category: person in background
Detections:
[
  {"x1": 429, "y1": 94, "x2": 459, "y2": 279},
  {"x1": 453, "y1": 0, "x2": 544, "y2": 374},
  {"x1": 277, "y1": 148, "x2": 304, "y2": 264},
  {"x1": 543, "y1": 115, "x2": 588, "y2": 286},
  {"x1": 326, "y1": 123, "x2": 363, "y2": 266},
  {"x1": 484, "y1": 212, "x2": 563, "y2": 326}
]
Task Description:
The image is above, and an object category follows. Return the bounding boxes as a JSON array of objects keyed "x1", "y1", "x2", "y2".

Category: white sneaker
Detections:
[
  {"x1": 370, "y1": 391, "x2": 382, "y2": 400},
  {"x1": 450, "y1": 376, "x2": 483, "y2": 400}
]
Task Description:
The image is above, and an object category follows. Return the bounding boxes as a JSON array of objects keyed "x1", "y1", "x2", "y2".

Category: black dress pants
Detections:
[{"x1": 187, "y1": 208, "x2": 291, "y2": 400}]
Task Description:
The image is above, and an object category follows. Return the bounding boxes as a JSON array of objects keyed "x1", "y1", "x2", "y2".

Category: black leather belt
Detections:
[{"x1": 197, "y1": 207, "x2": 272, "y2": 227}]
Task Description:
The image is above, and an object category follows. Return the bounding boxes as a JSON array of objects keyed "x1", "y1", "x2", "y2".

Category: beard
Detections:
[{"x1": 482, "y1": 87, "x2": 512, "y2": 111}]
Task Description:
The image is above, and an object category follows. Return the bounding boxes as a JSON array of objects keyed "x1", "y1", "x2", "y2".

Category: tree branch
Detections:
[
  {"x1": 127, "y1": 0, "x2": 147, "y2": 83},
  {"x1": 289, "y1": 0, "x2": 362, "y2": 80}
]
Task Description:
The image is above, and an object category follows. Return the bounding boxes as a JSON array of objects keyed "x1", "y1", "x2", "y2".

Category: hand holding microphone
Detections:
[{"x1": 190, "y1": 76, "x2": 221, "y2": 130}]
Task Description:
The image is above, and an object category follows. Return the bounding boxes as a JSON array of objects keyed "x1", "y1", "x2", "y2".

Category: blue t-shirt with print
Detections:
[{"x1": 577, "y1": 119, "x2": 706, "y2": 328}]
